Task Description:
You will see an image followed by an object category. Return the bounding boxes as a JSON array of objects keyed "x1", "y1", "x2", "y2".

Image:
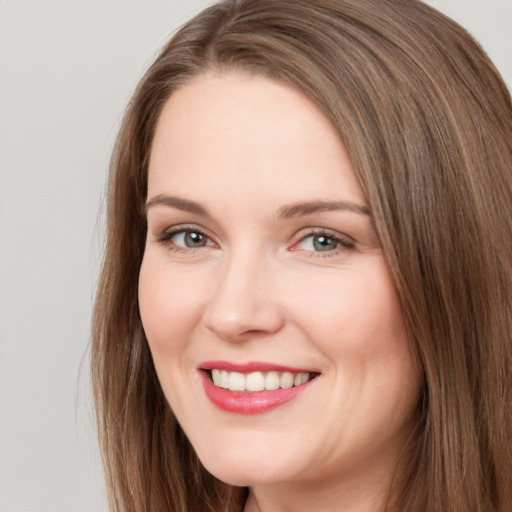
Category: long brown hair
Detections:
[{"x1": 92, "y1": 1, "x2": 512, "y2": 510}]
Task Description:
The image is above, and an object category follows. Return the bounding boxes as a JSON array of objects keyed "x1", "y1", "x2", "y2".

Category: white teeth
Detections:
[
  {"x1": 246, "y1": 371, "x2": 265, "y2": 392},
  {"x1": 220, "y1": 370, "x2": 229, "y2": 388},
  {"x1": 298, "y1": 373, "x2": 309, "y2": 385},
  {"x1": 265, "y1": 371, "x2": 280, "y2": 390},
  {"x1": 280, "y1": 372, "x2": 294, "y2": 389},
  {"x1": 229, "y1": 372, "x2": 245, "y2": 391},
  {"x1": 210, "y1": 369, "x2": 312, "y2": 392}
]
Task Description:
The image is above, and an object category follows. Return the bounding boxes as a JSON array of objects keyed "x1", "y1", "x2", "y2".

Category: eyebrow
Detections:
[
  {"x1": 145, "y1": 195, "x2": 370, "y2": 218},
  {"x1": 145, "y1": 195, "x2": 210, "y2": 217},
  {"x1": 278, "y1": 200, "x2": 370, "y2": 218}
]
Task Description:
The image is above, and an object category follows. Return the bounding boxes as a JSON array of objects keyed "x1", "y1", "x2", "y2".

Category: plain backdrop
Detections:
[{"x1": 0, "y1": 1, "x2": 510, "y2": 511}]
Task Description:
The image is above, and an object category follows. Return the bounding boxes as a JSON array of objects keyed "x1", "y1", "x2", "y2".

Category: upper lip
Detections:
[{"x1": 198, "y1": 360, "x2": 318, "y2": 373}]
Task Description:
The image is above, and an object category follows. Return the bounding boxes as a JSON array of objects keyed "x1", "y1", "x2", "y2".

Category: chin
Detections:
[
  {"x1": 202, "y1": 459, "x2": 292, "y2": 487},
  {"x1": 193, "y1": 435, "x2": 303, "y2": 487}
]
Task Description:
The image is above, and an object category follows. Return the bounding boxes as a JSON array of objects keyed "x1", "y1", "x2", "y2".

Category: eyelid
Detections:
[
  {"x1": 290, "y1": 227, "x2": 355, "y2": 255},
  {"x1": 152, "y1": 223, "x2": 355, "y2": 257},
  {"x1": 155, "y1": 224, "x2": 218, "y2": 249}
]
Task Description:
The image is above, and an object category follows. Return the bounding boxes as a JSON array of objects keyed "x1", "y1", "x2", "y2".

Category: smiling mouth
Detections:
[
  {"x1": 206, "y1": 369, "x2": 318, "y2": 392},
  {"x1": 199, "y1": 363, "x2": 320, "y2": 414}
]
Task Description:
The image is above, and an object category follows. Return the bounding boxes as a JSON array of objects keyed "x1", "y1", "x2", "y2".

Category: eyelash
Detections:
[
  {"x1": 155, "y1": 226, "x2": 355, "y2": 257},
  {"x1": 156, "y1": 225, "x2": 215, "y2": 252},
  {"x1": 292, "y1": 228, "x2": 355, "y2": 257}
]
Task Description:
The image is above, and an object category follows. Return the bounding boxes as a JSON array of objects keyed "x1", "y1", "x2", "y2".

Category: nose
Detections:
[{"x1": 202, "y1": 251, "x2": 285, "y2": 342}]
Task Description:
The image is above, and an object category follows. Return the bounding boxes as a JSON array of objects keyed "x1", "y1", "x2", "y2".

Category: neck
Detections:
[{"x1": 243, "y1": 465, "x2": 397, "y2": 512}]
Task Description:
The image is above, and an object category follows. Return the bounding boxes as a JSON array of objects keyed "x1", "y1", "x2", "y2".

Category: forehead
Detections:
[{"x1": 148, "y1": 71, "x2": 365, "y2": 207}]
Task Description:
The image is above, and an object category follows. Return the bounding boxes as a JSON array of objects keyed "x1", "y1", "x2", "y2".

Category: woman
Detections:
[{"x1": 92, "y1": 0, "x2": 512, "y2": 511}]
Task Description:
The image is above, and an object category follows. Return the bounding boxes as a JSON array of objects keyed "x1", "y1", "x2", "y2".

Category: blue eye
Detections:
[
  {"x1": 294, "y1": 230, "x2": 354, "y2": 255},
  {"x1": 306, "y1": 234, "x2": 340, "y2": 252},
  {"x1": 176, "y1": 230, "x2": 209, "y2": 248},
  {"x1": 158, "y1": 228, "x2": 215, "y2": 249}
]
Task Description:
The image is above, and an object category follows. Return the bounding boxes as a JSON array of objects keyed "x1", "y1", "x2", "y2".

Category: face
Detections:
[{"x1": 139, "y1": 72, "x2": 422, "y2": 496}]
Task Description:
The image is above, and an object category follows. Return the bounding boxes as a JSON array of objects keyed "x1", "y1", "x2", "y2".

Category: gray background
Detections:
[{"x1": 0, "y1": 1, "x2": 510, "y2": 511}]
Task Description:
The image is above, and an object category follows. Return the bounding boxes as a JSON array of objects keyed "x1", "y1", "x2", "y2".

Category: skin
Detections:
[{"x1": 139, "y1": 71, "x2": 423, "y2": 512}]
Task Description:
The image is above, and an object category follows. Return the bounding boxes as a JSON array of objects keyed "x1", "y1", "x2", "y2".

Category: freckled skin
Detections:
[{"x1": 138, "y1": 72, "x2": 423, "y2": 512}]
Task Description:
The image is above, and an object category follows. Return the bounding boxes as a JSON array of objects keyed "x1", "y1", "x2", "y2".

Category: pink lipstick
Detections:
[{"x1": 199, "y1": 361, "x2": 318, "y2": 415}]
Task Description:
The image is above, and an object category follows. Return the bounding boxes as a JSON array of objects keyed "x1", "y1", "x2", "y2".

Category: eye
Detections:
[
  {"x1": 157, "y1": 228, "x2": 216, "y2": 250},
  {"x1": 302, "y1": 234, "x2": 340, "y2": 252},
  {"x1": 291, "y1": 229, "x2": 355, "y2": 255},
  {"x1": 175, "y1": 230, "x2": 209, "y2": 248}
]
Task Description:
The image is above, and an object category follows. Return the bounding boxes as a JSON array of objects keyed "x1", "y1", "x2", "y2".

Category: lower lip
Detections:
[{"x1": 201, "y1": 372, "x2": 314, "y2": 415}]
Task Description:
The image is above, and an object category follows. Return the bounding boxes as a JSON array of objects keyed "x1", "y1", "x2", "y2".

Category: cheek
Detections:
[
  {"x1": 287, "y1": 259, "x2": 422, "y2": 418},
  {"x1": 289, "y1": 261, "x2": 409, "y2": 361},
  {"x1": 138, "y1": 255, "x2": 210, "y2": 414},
  {"x1": 138, "y1": 256, "x2": 204, "y2": 355}
]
